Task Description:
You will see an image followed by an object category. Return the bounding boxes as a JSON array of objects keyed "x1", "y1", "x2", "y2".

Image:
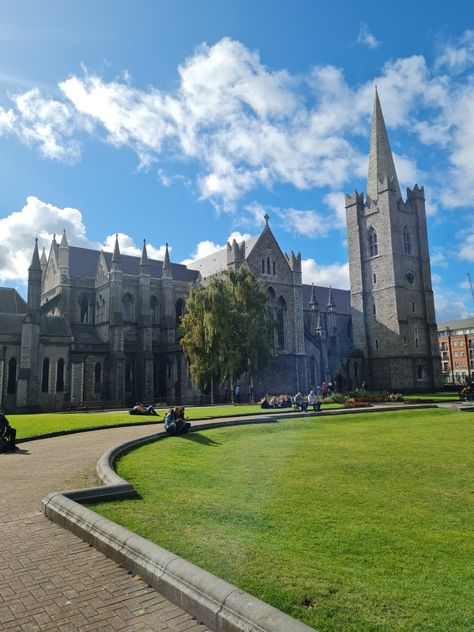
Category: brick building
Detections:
[{"x1": 437, "y1": 318, "x2": 474, "y2": 384}]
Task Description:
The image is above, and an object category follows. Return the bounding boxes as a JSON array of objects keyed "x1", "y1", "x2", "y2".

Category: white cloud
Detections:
[
  {"x1": 435, "y1": 30, "x2": 474, "y2": 74},
  {"x1": 434, "y1": 289, "x2": 471, "y2": 323},
  {"x1": 301, "y1": 258, "x2": 350, "y2": 289},
  {"x1": 431, "y1": 247, "x2": 449, "y2": 268},
  {"x1": 458, "y1": 231, "x2": 474, "y2": 262},
  {"x1": 244, "y1": 201, "x2": 330, "y2": 237},
  {"x1": 0, "y1": 197, "x2": 167, "y2": 284},
  {"x1": 181, "y1": 230, "x2": 252, "y2": 265},
  {"x1": 357, "y1": 23, "x2": 380, "y2": 49}
]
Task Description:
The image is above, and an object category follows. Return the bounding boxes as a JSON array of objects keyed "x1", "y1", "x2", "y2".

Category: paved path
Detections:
[{"x1": 0, "y1": 424, "x2": 211, "y2": 632}]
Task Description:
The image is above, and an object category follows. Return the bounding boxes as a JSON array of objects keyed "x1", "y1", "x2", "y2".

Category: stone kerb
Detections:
[{"x1": 42, "y1": 417, "x2": 315, "y2": 632}]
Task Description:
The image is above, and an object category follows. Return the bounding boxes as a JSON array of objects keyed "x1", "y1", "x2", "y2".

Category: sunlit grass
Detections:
[{"x1": 92, "y1": 409, "x2": 474, "y2": 631}]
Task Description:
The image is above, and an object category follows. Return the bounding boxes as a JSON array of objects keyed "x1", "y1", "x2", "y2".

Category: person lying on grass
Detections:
[{"x1": 129, "y1": 402, "x2": 158, "y2": 416}]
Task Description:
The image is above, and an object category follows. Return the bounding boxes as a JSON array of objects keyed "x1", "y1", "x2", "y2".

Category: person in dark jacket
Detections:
[{"x1": 0, "y1": 410, "x2": 16, "y2": 451}]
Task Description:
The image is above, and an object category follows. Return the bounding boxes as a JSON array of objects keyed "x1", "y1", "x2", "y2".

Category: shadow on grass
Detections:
[{"x1": 182, "y1": 432, "x2": 221, "y2": 447}]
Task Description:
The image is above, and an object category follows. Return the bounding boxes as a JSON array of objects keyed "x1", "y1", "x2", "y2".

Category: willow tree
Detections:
[{"x1": 180, "y1": 267, "x2": 275, "y2": 403}]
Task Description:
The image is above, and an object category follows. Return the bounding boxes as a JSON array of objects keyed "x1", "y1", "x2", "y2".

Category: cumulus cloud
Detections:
[
  {"x1": 0, "y1": 197, "x2": 167, "y2": 284},
  {"x1": 182, "y1": 230, "x2": 252, "y2": 265},
  {"x1": 301, "y1": 258, "x2": 350, "y2": 289},
  {"x1": 357, "y1": 23, "x2": 380, "y2": 49},
  {"x1": 434, "y1": 289, "x2": 471, "y2": 323},
  {"x1": 435, "y1": 30, "x2": 474, "y2": 74},
  {"x1": 244, "y1": 202, "x2": 330, "y2": 237}
]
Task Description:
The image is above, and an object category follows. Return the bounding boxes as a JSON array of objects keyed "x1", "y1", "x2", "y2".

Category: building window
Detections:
[
  {"x1": 415, "y1": 327, "x2": 419, "y2": 349},
  {"x1": 56, "y1": 358, "x2": 65, "y2": 392},
  {"x1": 373, "y1": 273, "x2": 376, "y2": 284},
  {"x1": 412, "y1": 301, "x2": 415, "y2": 313},
  {"x1": 261, "y1": 259, "x2": 265, "y2": 274},
  {"x1": 41, "y1": 358, "x2": 50, "y2": 393},
  {"x1": 7, "y1": 357, "x2": 17, "y2": 394},
  {"x1": 267, "y1": 256, "x2": 271, "y2": 275},
  {"x1": 150, "y1": 295, "x2": 159, "y2": 324},
  {"x1": 373, "y1": 302, "x2": 376, "y2": 315},
  {"x1": 375, "y1": 338, "x2": 379, "y2": 350},
  {"x1": 452, "y1": 341, "x2": 458, "y2": 347},
  {"x1": 417, "y1": 364, "x2": 423, "y2": 380},
  {"x1": 459, "y1": 340, "x2": 464, "y2": 347},
  {"x1": 460, "y1": 351, "x2": 465, "y2": 358},
  {"x1": 94, "y1": 362, "x2": 102, "y2": 394},
  {"x1": 276, "y1": 297, "x2": 286, "y2": 349},
  {"x1": 403, "y1": 226, "x2": 412, "y2": 255},
  {"x1": 403, "y1": 337, "x2": 408, "y2": 345},
  {"x1": 122, "y1": 293, "x2": 133, "y2": 321},
  {"x1": 79, "y1": 294, "x2": 90, "y2": 323},
  {"x1": 272, "y1": 261, "x2": 276, "y2": 275},
  {"x1": 175, "y1": 298, "x2": 185, "y2": 327},
  {"x1": 368, "y1": 227, "x2": 378, "y2": 257}
]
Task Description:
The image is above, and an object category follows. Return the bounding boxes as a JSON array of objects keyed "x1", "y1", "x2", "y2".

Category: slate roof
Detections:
[
  {"x1": 68, "y1": 246, "x2": 199, "y2": 282},
  {"x1": 437, "y1": 317, "x2": 474, "y2": 332},
  {"x1": 302, "y1": 285, "x2": 351, "y2": 314},
  {"x1": 0, "y1": 313, "x2": 24, "y2": 335},
  {"x1": 0, "y1": 287, "x2": 27, "y2": 314},
  {"x1": 187, "y1": 235, "x2": 260, "y2": 279}
]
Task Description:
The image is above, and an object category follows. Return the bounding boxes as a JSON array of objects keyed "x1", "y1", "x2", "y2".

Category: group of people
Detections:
[
  {"x1": 129, "y1": 402, "x2": 158, "y2": 416},
  {"x1": 294, "y1": 390, "x2": 322, "y2": 412},
  {"x1": 260, "y1": 394, "x2": 293, "y2": 409},
  {"x1": 259, "y1": 390, "x2": 323, "y2": 412},
  {"x1": 0, "y1": 409, "x2": 16, "y2": 452},
  {"x1": 163, "y1": 406, "x2": 191, "y2": 435}
]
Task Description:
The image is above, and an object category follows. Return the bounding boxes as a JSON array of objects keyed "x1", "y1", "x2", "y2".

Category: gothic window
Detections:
[
  {"x1": 94, "y1": 362, "x2": 102, "y2": 394},
  {"x1": 261, "y1": 259, "x2": 265, "y2": 274},
  {"x1": 56, "y1": 358, "x2": 65, "y2": 392},
  {"x1": 122, "y1": 293, "x2": 133, "y2": 321},
  {"x1": 373, "y1": 273, "x2": 377, "y2": 284},
  {"x1": 412, "y1": 301, "x2": 415, "y2": 313},
  {"x1": 276, "y1": 297, "x2": 286, "y2": 349},
  {"x1": 272, "y1": 261, "x2": 276, "y2": 275},
  {"x1": 415, "y1": 327, "x2": 419, "y2": 348},
  {"x1": 403, "y1": 226, "x2": 412, "y2": 255},
  {"x1": 7, "y1": 357, "x2": 17, "y2": 394},
  {"x1": 125, "y1": 361, "x2": 133, "y2": 392},
  {"x1": 175, "y1": 298, "x2": 185, "y2": 326},
  {"x1": 41, "y1": 358, "x2": 50, "y2": 393},
  {"x1": 373, "y1": 302, "x2": 376, "y2": 315},
  {"x1": 368, "y1": 227, "x2": 378, "y2": 257},
  {"x1": 375, "y1": 338, "x2": 379, "y2": 350},
  {"x1": 266, "y1": 257, "x2": 271, "y2": 275},
  {"x1": 150, "y1": 295, "x2": 159, "y2": 324},
  {"x1": 417, "y1": 364, "x2": 423, "y2": 380},
  {"x1": 79, "y1": 294, "x2": 90, "y2": 323}
]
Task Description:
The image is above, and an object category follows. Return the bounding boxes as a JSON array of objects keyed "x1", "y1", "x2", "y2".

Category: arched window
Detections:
[
  {"x1": 266, "y1": 256, "x2": 271, "y2": 275},
  {"x1": 261, "y1": 259, "x2": 265, "y2": 274},
  {"x1": 276, "y1": 297, "x2": 286, "y2": 349},
  {"x1": 403, "y1": 226, "x2": 412, "y2": 255},
  {"x1": 94, "y1": 362, "x2": 102, "y2": 394},
  {"x1": 7, "y1": 357, "x2": 17, "y2": 394},
  {"x1": 122, "y1": 293, "x2": 133, "y2": 321},
  {"x1": 272, "y1": 261, "x2": 276, "y2": 275},
  {"x1": 150, "y1": 295, "x2": 159, "y2": 324},
  {"x1": 368, "y1": 227, "x2": 378, "y2": 257},
  {"x1": 79, "y1": 294, "x2": 89, "y2": 323},
  {"x1": 41, "y1": 358, "x2": 50, "y2": 393},
  {"x1": 373, "y1": 302, "x2": 376, "y2": 315},
  {"x1": 56, "y1": 358, "x2": 65, "y2": 392},
  {"x1": 175, "y1": 298, "x2": 185, "y2": 326},
  {"x1": 415, "y1": 327, "x2": 419, "y2": 348}
]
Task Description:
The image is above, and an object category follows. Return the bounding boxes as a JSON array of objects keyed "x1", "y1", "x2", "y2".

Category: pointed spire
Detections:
[
  {"x1": 40, "y1": 246, "x2": 47, "y2": 266},
  {"x1": 140, "y1": 239, "x2": 149, "y2": 267},
  {"x1": 309, "y1": 283, "x2": 318, "y2": 309},
  {"x1": 163, "y1": 242, "x2": 170, "y2": 269},
  {"x1": 60, "y1": 229, "x2": 68, "y2": 247},
  {"x1": 367, "y1": 88, "x2": 401, "y2": 199},
  {"x1": 29, "y1": 238, "x2": 42, "y2": 272},
  {"x1": 327, "y1": 286, "x2": 334, "y2": 310},
  {"x1": 112, "y1": 233, "x2": 121, "y2": 263}
]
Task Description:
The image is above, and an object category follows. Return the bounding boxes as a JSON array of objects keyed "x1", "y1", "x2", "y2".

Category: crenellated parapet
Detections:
[
  {"x1": 226, "y1": 239, "x2": 246, "y2": 268},
  {"x1": 406, "y1": 184, "x2": 425, "y2": 201}
]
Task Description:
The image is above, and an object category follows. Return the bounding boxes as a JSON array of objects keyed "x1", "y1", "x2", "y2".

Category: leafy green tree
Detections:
[{"x1": 180, "y1": 266, "x2": 275, "y2": 403}]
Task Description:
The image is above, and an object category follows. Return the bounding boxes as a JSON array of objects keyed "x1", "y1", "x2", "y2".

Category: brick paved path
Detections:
[{"x1": 0, "y1": 425, "x2": 211, "y2": 632}]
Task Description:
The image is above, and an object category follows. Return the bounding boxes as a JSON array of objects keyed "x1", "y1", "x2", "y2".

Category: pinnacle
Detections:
[
  {"x1": 140, "y1": 239, "x2": 149, "y2": 266},
  {"x1": 60, "y1": 229, "x2": 68, "y2": 247},
  {"x1": 112, "y1": 233, "x2": 121, "y2": 263},
  {"x1": 29, "y1": 238, "x2": 42, "y2": 272},
  {"x1": 163, "y1": 242, "x2": 171, "y2": 268},
  {"x1": 367, "y1": 89, "x2": 401, "y2": 199}
]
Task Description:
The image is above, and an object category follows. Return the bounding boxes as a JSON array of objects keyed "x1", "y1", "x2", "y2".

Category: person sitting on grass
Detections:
[
  {"x1": 460, "y1": 386, "x2": 472, "y2": 401},
  {"x1": 260, "y1": 395, "x2": 271, "y2": 409},
  {"x1": 0, "y1": 410, "x2": 17, "y2": 452},
  {"x1": 164, "y1": 406, "x2": 191, "y2": 435},
  {"x1": 307, "y1": 390, "x2": 321, "y2": 412}
]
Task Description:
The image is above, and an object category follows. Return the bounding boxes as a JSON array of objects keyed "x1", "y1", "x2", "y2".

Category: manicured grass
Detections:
[
  {"x1": 91, "y1": 409, "x2": 474, "y2": 631},
  {"x1": 10, "y1": 402, "x2": 342, "y2": 440},
  {"x1": 405, "y1": 392, "x2": 460, "y2": 402}
]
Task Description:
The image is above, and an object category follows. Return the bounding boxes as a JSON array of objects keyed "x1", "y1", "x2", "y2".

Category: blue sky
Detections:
[{"x1": 1, "y1": 0, "x2": 474, "y2": 322}]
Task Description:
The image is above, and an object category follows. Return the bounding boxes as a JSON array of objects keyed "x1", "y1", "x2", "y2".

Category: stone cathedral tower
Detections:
[{"x1": 345, "y1": 89, "x2": 442, "y2": 390}]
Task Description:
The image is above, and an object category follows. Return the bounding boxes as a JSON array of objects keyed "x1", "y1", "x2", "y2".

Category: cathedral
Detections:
[{"x1": 0, "y1": 92, "x2": 442, "y2": 412}]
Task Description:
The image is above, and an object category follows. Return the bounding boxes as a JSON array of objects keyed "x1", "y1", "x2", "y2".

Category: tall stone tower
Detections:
[{"x1": 345, "y1": 89, "x2": 442, "y2": 390}]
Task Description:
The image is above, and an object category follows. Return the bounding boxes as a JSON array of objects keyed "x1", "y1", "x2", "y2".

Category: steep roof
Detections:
[
  {"x1": 0, "y1": 313, "x2": 24, "y2": 335},
  {"x1": 0, "y1": 287, "x2": 27, "y2": 314},
  {"x1": 68, "y1": 246, "x2": 199, "y2": 283},
  {"x1": 302, "y1": 284, "x2": 351, "y2": 314},
  {"x1": 187, "y1": 235, "x2": 260, "y2": 279}
]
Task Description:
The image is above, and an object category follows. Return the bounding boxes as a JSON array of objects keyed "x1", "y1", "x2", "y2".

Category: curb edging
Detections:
[{"x1": 42, "y1": 418, "x2": 315, "y2": 632}]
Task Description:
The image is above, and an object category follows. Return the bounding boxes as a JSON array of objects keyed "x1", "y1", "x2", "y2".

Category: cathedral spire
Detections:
[
  {"x1": 140, "y1": 239, "x2": 149, "y2": 268},
  {"x1": 327, "y1": 286, "x2": 334, "y2": 310},
  {"x1": 29, "y1": 238, "x2": 42, "y2": 272},
  {"x1": 112, "y1": 233, "x2": 121, "y2": 264},
  {"x1": 163, "y1": 243, "x2": 170, "y2": 269},
  {"x1": 309, "y1": 283, "x2": 318, "y2": 309},
  {"x1": 60, "y1": 229, "x2": 68, "y2": 247},
  {"x1": 40, "y1": 246, "x2": 47, "y2": 274},
  {"x1": 367, "y1": 88, "x2": 401, "y2": 199}
]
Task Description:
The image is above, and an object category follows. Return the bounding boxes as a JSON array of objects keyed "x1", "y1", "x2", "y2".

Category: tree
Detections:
[{"x1": 179, "y1": 267, "x2": 275, "y2": 403}]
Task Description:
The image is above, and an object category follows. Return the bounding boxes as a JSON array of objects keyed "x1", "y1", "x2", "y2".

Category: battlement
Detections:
[
  {"x1": 285, "y1": 249, "x2": 301, "y2": 273},
  {"x1": 226, "y1": 239, "x2": 246, "y2": 265},
  {"x1": 406, "y1": 184, "x2": 425, "y2": 201}
]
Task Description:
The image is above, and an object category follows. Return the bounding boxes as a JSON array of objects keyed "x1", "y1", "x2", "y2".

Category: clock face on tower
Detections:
[{"x1": 406, "y1": 272, "x2": 415, "y2": 285}]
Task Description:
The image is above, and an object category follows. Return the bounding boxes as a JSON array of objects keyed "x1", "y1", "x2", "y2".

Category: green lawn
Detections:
[
  {"x1": 11, "y1": 403, "x2": 341, "y2": 440},
  {"x1": 404, "y1": 392, "x2": 460, "y2": 402},
  {"x1": 91, "y1": 409, "x2": 474, "y2": 631}
]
